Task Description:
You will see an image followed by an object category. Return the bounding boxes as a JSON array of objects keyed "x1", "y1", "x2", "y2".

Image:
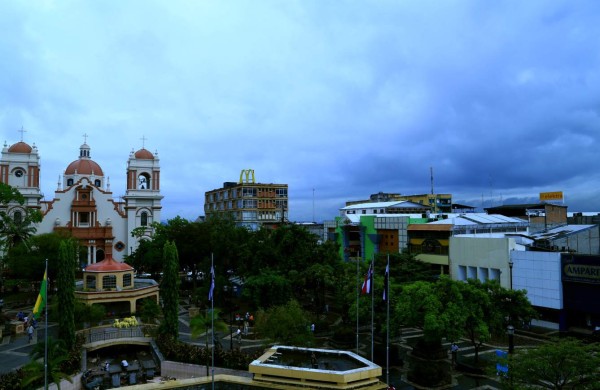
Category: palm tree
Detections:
[
  {"x1": 20, "y1": 337, "x2": 72, "y2": 390},
  {"x1": 190, "y1": 308, "x2": 228, "y2": 376}
]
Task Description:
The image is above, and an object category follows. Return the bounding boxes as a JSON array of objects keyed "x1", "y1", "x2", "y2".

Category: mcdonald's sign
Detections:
[{"x1": 239, "y1": 169, "x2": 256, "y2": 184}]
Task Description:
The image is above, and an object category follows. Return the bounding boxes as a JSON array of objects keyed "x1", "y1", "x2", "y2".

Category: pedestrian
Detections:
[
  {"x1": 450, "y1": 342, "x2": 459, "y2": 367},
  {"x1": 311, "y1": 323, "x2": 315, "y2": 332},
  {"x1": 27, "y1": 323, "x2": 34, "y2": 343},
  {"x1": 243, "y1": 320, "x2": 249, "y2": 336},
  {"x1": 236, "y1": 327, "x2": 242, "y2": 345}
]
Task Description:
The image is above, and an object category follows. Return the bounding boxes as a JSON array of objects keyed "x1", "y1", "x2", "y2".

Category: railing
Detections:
[{"x1": 79, "y1": 325, "x2": 155, "y2": 344}]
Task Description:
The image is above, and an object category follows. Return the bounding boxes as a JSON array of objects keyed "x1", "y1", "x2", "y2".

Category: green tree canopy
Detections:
[
  {"x1": 504, "y1": 338, "x2": 600, "y2": 389},
  {"x1": 254, "y1": 300, "x2": 314, "y2": 346}
]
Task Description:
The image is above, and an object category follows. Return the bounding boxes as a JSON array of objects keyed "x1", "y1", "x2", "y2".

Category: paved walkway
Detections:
[{"x1": 1, "y1": 302, "x2": 559, "y2": 389}]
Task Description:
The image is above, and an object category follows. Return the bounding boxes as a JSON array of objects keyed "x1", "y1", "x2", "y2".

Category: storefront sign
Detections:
[
  {"x1": 562, "y1": 254, "x2": 600, "y2": 284},
  {"x1": 540, "y1": 191, "x2": 563, "y2": 201}
]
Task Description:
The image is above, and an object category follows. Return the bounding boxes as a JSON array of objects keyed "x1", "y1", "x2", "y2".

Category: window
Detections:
[
  {"x1": 86, "y1": 275, "x2": 96, "y2": 290},
  {"x1": 13, "y1": 211, "x2": 22, "y2": 224},
  {"x1": 123, "y1": 274, "x2": 132, "y2": 287},
  {"x1": 141, "y1": 212, "x2": 148, "y2": 226},
  {"x1": 103, "y1": 275, "x2": 116, "y2": 290},
  {"x1": 79, "y1": 212, "x2": 89, "y2": 226},
  {"x1": 276, "y1": 188, "x2": 287, "y2": 197},
  {"x1": 457, "y1": 266, "x2": 467, "y2": 281},
  {"x1": 94, "y1": 179, "x2": 101, "y2": 187},
  {"x1": 67, "y1": 178, "x2": 74, "y2": 186}
]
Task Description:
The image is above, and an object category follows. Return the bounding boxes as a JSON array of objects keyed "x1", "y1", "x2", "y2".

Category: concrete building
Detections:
[
  {"x1": 346, "y1": 191, "x2": 453, "y2": 214},
  {"x1": 485, "y1": 203, "x2": 567, "y2": 234},
  {"x1": 411, "y1": 213, "x2": 528, "y2": 274},
  {"x1": 1, "y1": 138, "x2": 163, "y2": 263},
  {"x1": 449, "y1": 223, "x2": 600, "y2": 331},
  {"x1": 204, "y1": 169, "x2": 288, "y2": 230}
]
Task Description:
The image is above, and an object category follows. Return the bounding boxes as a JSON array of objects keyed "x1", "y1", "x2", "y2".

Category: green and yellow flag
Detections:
[{"x1": 32, "y1": 269, "x2": 47, "y2": 320}]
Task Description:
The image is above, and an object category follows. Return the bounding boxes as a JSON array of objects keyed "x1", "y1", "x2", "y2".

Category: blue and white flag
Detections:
[{"x1": 208, "y1": 265, "x2": 215, "y2": 301}]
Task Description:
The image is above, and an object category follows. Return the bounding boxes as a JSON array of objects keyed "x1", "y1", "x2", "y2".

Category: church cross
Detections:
[
  {"x1": 140, "y1": 135, "x2": 147, "y2": 148},
  {"x1": 19, "y1": 126, "x2": 26, "y2": 141}
]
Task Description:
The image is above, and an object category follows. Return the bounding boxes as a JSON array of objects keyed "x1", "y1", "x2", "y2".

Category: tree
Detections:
[
  {"x1": 0, "y1": 183, "x2": 42, "y2": 251},
  {"x1": 190, "y1": 308, "x2": 228, "y2": 350},
  {"x1": 21, "y1": 337, "x2": 72, "y2": 390},
  {"x1": 57, "y1": 239, "x2": 77, "y2": 349},
  {"x1": 503, "y1": 338, "x2": 600, "y2": 389},
  {"x1": 243, "y1": 270, "x2": 292, "y2": 308},
  {"x1": 160, "y1": 241, "x2": 180, "y2": 338},
  {"x1": 254, "y1": 300, "x2": 314, "y2": 345}
]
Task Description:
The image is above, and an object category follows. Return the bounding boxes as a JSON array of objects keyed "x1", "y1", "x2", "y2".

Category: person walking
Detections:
[
  {"x1": 451, "y1": 342, "x2": 459, "y2": 368},
  {"x1": 27, "y1": 323, "x2": 34, "y2": 343}
]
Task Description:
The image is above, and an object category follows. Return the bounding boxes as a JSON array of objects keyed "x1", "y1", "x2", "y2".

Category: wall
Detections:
[{"x1": 511, "y1": 250, "x2": 562, "y2": 310}]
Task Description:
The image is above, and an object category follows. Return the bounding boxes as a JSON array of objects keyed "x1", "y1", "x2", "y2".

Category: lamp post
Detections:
[
  {"x1": 223, "y1": 285, "x2": 233, "y2": 351},
  {"x1": 508, "y1": 258, "x2": 514, "y2": 291},
  {"x1": 507, "y1": 325, "x2": 514, "y2": 354}
]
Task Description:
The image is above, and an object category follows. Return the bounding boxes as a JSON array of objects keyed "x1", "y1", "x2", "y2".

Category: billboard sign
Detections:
[{"x1": 540, "y1": 191, "x2": 563, "y2": 201}]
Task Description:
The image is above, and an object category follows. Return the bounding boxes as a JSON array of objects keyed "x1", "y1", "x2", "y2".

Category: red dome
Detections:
[
  {"x1": 84, "y1": 256, "x2": 133, "y2": 272},
  {"x1": 134, "y1": 148, "x2": 154, "y2": 160},
  {"x1": 65, "y1": 159, "x2": 104, "y2": 176},
  {"x1": 8, "y1": 142, "x2": 33, "y2": 153}
]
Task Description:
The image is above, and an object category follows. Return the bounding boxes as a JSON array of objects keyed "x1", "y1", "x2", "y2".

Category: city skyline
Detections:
[{"x1": 2, "y1": 1, "x2": 600, "y2": 222}]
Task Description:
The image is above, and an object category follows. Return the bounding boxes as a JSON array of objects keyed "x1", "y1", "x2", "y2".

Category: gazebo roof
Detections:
[{"x1": 84, "y1": 255, "x2": 133, "y2": 272}]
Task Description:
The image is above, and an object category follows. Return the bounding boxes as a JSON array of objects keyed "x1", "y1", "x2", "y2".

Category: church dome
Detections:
[
  {"x1": 134, "y1": 148, "x2": 154, "y2": 160},
  {"x1": 65, "y1": 159, "x2": 104, "y2": 176},
  {"x1": 84, "y1": 255, "x2": 133, "y2": 272},
  {"x1": 8, "y1": 141, "x2": 33, "y2": 153}
]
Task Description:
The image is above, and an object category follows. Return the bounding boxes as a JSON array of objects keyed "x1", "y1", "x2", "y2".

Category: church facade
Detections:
[{"x1": 0, "y1": 139, "x2": 163, "y2": 264}]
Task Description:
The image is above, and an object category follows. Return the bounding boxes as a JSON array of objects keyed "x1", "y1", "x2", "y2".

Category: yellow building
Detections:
[{"x1": 75, "y1": 255, "x2": 159, "y2": 314}]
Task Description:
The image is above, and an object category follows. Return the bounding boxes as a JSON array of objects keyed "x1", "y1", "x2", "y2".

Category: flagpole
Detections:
[
  {"x1": 370, "y1": 256, "x2": 374, "y2": 362},
  {"x1": 211, "y1": 254, "x2": 215, "y2": 390},
  {"x1": 386, "y1": 254, "x2": 390, "y2": 387},
  {"x1": 356, "y1": 257, "x2": 359, "y2": 355},
  {"x1": 44, "y1": 258, "x2": 48, "y2": 390}
]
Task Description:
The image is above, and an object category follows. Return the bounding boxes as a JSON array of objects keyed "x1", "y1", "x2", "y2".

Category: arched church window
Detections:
[
  {"x1": 67, "y1": 178, "x2": 74, "y2": 186},
  {"x1": 13, "y1": 211, "x2": 22, "y2": 224},
  {"x1": 94, "y1": 179, "x2": 101, "y2": 187},
  {"x1": 141, "y1": 212, "x2": 148, "y2": 226}
]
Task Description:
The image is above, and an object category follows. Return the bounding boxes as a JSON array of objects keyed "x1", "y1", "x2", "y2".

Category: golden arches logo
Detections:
[{"x1": 239, "y1": 169, "x2": 255, "y2": 184}]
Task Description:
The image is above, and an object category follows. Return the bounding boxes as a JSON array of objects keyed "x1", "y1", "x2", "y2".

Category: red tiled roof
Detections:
[{"x1": 84, "y1": 256, "x2": 133, "y2": 272}]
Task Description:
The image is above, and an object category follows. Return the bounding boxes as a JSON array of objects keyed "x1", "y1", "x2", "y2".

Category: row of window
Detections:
[
  {"x1": 85, "y1": 274, "x2": 132, "y2": 290},
  {"x1": 208, "y1": 187, "x2": 288, "y2": 202}
]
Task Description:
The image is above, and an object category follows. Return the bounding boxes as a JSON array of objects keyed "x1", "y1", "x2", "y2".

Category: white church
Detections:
[{"x1": 0, "y1": 137, "x2": 163, "y2": 264}]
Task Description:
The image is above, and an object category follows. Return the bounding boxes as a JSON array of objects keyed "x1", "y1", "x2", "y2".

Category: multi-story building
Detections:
[
  {"x1": 346, "y1": 191, "x2": 452, "y2": 213},
  {"x1": 1, "y1": 138, "x2": 163, "y2": 263},
  {"x1": 204, "y1": 169, "x2": 288, "y2": 230}
]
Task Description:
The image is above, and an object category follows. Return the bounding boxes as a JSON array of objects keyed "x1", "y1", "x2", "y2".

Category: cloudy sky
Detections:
[{"x1": 2, "y1": 1, "x2": 600, "y2": 222}]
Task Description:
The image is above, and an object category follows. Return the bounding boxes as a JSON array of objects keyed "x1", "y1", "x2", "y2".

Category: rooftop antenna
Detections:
[
  {"x1": 312, "y1": 188, "x2": 315, "y2": 223},
  {"x1": 430, "y1": 167, "x2": 438, "y2": 214}
]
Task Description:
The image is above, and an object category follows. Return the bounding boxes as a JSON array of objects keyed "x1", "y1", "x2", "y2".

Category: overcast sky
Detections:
[{"x1": 2, "y1": 1, "x2": 600, "y2": 222}]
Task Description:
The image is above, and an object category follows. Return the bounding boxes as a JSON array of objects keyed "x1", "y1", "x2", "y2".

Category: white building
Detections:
[{"x1": 1, "y1": 139, "x2": 163, "y2": 264}]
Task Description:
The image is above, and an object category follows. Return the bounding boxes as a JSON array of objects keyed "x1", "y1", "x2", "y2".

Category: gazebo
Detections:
[{"x1": 75, "y1": 255, "x2": 159, "y2": 314}]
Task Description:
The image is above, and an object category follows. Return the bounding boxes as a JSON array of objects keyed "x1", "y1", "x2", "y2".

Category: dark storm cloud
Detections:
[{"x1": 2, "y1": 1, "x2": 600, "y2": 221}]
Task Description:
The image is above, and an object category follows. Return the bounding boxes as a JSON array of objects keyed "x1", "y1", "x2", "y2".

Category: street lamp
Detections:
[
  {"x1": 223, "y1": 285, "x2": 233, "y2": 350},
  {"x1": 508, "y1": 258, "x2": 514, "y2": 291},
  {"x1": 507, "y1": 325, "x2": 515, "y2": 354}
]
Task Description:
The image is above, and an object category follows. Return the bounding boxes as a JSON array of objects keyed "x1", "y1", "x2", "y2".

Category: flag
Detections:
[
  {"x1": 361, "y1": 262, "x2": 373, "y2": 295},
  {"x1": 32, "y1": 269, "x2": 47, "y2": 320},
  {"x1": 208, "y1": 265, "x2": 215, "y2": 301},
  {"x1": 383, "y1": 261, "x2": 389, "y2": 301}
]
